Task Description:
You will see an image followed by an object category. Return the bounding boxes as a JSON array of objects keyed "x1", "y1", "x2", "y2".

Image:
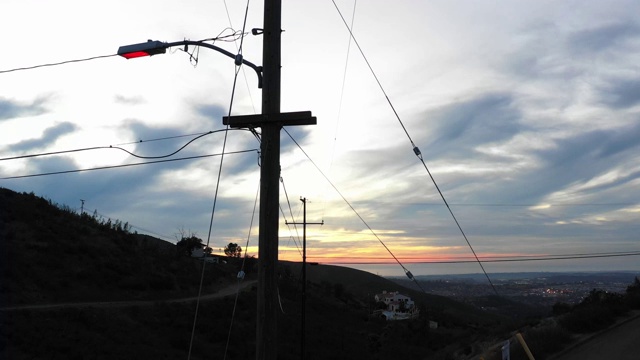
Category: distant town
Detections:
[{"x1": 390, "y1": 271, "x2": 639, "y2": 313}]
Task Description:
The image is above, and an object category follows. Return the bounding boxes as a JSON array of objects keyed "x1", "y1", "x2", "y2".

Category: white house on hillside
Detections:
[
  {"x1": 374, "y1": 291, "x2": 419, "y2": 320},
  {"x1": 375, "y1": 291, "x2": 414, "y2": 311},
  {"x1": 191, "y1": 248, "x2": 220, "y2": 263}
]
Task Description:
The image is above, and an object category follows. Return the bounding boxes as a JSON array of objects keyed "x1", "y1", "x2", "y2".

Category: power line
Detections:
[
  {"x1": 0, "y1": 54, "x2": 117, "y2": 74},
  {"x1": 309, "y1": 250, "x2": 640, "y2": 261},
  {"x1": 331, "y1": 0, "x2": 498, "y2": 296},
  {"x1": 0, "y1": 32, "x2": 249, "y2": 76},
  {"x1": 0, "y1": 129, "x2": 252, "y2": 162},
  {"x1": 113, "y1": 131, "x2": 216, "y2": 146},
  {"x1": 280, "y1": 176, "x2": 303, "y2": 257},
  {"x1": 224, "y1": 180, "x2": 260, "y2": 360},
  {"x1": 283, "y1": 128, "x2": 426, "y2": 292},
  {"x1": 223, "y1": 0, "x2": 258, "y2": 114},
  {"x1": 357, "y1": 201, "x2": 637, "y2": 208},
  {"x1": 191, "y1": 4, "x2": 254, "y2": 359},
  {"x1": 323, "y1": 0, "x2": 357, "y2": 221},
  {"x1": 318, "y1": 251, "x2": 640, "y2": 265},
  {"x1": 0, "y1": 149, "x2": 258, "y2": 180}
]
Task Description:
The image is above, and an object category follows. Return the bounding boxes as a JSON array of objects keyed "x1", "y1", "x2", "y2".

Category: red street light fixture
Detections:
[
  {"x1": 117, "y1": 39, "x2": 263, "y2": 88},
  {"x1": 117, "y1": 40, "x2": 167, "y2": 59}
]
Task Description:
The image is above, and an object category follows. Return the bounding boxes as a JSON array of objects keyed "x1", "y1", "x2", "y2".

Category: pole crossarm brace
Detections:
[
  {"x1": 223, "y1": 111, "x2": 316, "y2": 128},
  {"x1": 117, "y1": 39, "x2": 263, "y2": 88},
  {"x1": 284, "y1": 220, "x2": 324, "y2": 226}
]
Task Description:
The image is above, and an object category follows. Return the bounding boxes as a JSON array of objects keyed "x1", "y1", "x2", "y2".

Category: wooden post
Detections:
[
  {"x1": 515, "y1": 333, "x2": 535, "y2": 360},
  {"x1": 257, "y1": 1, "x2": 281, "y2": 359},
  {"x1": 285, "y1": 198, "x2": 323, "y2": 360},
  {"x1": 224, "y1": 1, "x2": 316, "y2": 358}
]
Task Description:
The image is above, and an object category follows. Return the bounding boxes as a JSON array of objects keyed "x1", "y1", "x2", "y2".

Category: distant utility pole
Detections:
[
  {"x1": 223, "y1": 1, "x2": 317, "y2": 359},
  {"x1": 285, "y1": 197, "x2": 323, "y2": 360},
  {"x1": 80, "y1": 199, "x2": 85, "y2": 214}
]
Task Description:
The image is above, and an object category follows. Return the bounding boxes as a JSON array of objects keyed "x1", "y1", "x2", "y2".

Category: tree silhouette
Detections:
[
  {"x1": 224, "y1": 242, "x2": 242, "y2": 258},
  {"x1": 176, "y1": 236, "x2": 204, "y2": 257}
]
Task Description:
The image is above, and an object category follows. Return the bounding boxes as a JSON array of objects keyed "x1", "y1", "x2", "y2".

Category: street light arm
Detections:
[
  {"x1": 118, "y1": 39, "x2": 263, "y2": 88},
  {"x1": 165, "y1": 40, "x2": 263, "y2": 88}
]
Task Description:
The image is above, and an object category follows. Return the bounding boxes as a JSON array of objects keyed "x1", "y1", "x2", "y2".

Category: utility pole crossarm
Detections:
[
  {"x1": 284, "y1": 221, "x2": 324, "y2": 225},
  {"x1": 223, "y1": 111, "x2": 316, "y2": 128}
]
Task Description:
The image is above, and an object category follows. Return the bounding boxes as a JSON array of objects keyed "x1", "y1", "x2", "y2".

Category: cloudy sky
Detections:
[{"x1": 1, "y1": 0, "x2": 640, "y2": 276}]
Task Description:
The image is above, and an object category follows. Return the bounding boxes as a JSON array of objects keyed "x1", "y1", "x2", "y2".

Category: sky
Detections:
[{"x1": 1, "y1": 0, "x2": 640, "y2": 277}]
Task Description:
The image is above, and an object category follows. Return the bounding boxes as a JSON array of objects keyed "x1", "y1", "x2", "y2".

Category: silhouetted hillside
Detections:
[
  {"x1": 0, "y1": 188, "x2": 243, "y2": 306},
  {"x1": 286, "y1": 262, "x2": 506, "y2": 328},
  {"x1": 1, "y1": 188, "x2": 513, "y2": 359}
]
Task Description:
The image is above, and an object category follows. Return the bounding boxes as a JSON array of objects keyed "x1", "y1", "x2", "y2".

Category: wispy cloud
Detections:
[
  {"x1": 9, "y1": 122, "x2": 77, "y2": 152},
  {"x1": 0, "y1": 96, "x2": 49, "y2": 121},
  {"x1": 567, "y1": 22, "x2": 640, "y2": 55},
  {"x1": 114, "y1": 94, "x2": 146, "y2": 105},
  {"x1": 597, "y1": 79, "x2": 640, "y2": 109}
]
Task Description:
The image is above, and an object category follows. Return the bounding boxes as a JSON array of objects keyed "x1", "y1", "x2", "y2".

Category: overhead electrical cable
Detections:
[
  {"x1": 189, "y1": 3, "x2": 253, "y2": 359},
  {"x1": 331, "y1": 0, "x2": 498, "y2": 296},
  {"x1": 322, "y1": 0, "x2": 357, "y2": 220},
  {"x1": 0, "y1": 130, "x2": 213, "y2": 162},
  {"x1": 0, "y1": 129, "x2": 252, "y2": 162},
  {"x1": 280, "y1": 205, "x2": 303, "y2": 258},
  {"x1": 280, "y1": 176, "x2": 303, "y2": 257},
  {"x1": 283, "y1": 128, "x2": 426, "y2": 293},
  {"x1": 319, "y1": 251, "x2": 640, "y2": 265},
  {"x1": 188, "y1": 68, "x2": 237, "y2": 360},
  {"x1": 309, "y1": 250, "x2": 640, "y2": 261},
  {"x1": 321, "y1": 200, "x2": 636, "y2": 208},
  {"x1": 0, "y1": 54, "x2": 117, "y2": 74},
  {"x1": 0, "y1": 32, "x2": 245, "y2": 76},
  {"x1": 188, "y1": 91, "x2": 231, "y2": 360},
  {"x1": 224, "y1": 182, "x2": 260, "y2": 360},
  {"x1": 113, "y1": 131, "x2": 216, "y2": 146},
  {"x1": 223, "y1": 0, "x2": 258, "y2": 114},
  {"x1": 202, "y1": 28, "x2": 246, "y2": 43},
  {"x1": 0, "y1": 150, "x2": 258, "y2": 180},
  {"x1": 370, "y1": 202, "x2": 635, "y2": 207}
]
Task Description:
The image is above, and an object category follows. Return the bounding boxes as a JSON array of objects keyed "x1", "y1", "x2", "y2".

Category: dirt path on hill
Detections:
[{"x1": 0, "y1": 280, "x2": 256, "y2": 311}]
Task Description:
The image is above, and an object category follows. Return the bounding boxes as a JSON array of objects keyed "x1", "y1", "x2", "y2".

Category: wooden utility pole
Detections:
[
  {"x1": 257, "y1": 2, "x2": 281, "y2": 358},
  {"x1": 223, "y1": 1, "x2": 316, "y2": 359},
  {"x1": 285, "y1": 197, "x2": 323, "y2": 360}
]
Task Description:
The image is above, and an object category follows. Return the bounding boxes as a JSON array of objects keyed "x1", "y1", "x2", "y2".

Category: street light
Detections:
[
  {"x1": 117, "y1": 40, "x2": 167, "y2": 59},
  {"x1": 117, "y1": 39, "x2": 263, "y2": 88}
]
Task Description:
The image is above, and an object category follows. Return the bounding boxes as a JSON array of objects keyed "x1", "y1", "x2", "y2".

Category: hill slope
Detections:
[
  {"x1": 1, "y1": 188, "x2": 510, "y2": 359},
  {"x1": 285, "y1": 261, "x2": 505, "y2": 327},
  {"x1": 0, "y1": 188, "x2": 241, "y2": 306}
]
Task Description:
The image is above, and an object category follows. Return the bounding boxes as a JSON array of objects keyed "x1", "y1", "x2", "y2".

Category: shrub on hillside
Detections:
[
  {"x1": 558, "y1": 289, "x2": 627, "y2": 333},
  {"x1": 560, "y1": 306, "x2": 616, "y2": 333},
  {"x1": 625, "y1": 277, "x2": 640, "y2": 309},
  {"x1": 520, "y1": 322, "x2": 572, "y2": 359}
]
